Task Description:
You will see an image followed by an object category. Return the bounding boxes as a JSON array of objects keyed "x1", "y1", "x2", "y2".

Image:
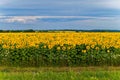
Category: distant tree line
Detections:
[{"x1": 0, "y1": 29, "x2": 120, "y2": 32}]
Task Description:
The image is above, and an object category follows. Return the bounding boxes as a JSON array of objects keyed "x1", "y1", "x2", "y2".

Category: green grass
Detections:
[
  {"x1": 0, "y1": 67, "x2": 120, "y2": 80},
  {"x1": 0, "y1": 71, "x2": 120, "y2": 80}
]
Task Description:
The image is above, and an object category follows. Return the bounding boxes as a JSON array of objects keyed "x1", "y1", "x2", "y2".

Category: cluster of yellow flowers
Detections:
[{"x1": 0, "y1": 32, "x2": 120, "y2": 49}]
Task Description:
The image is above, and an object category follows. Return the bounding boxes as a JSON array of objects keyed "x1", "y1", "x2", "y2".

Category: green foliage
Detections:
[{"x1": 0, "y1": 43, "x2": 120, "y2": 67}]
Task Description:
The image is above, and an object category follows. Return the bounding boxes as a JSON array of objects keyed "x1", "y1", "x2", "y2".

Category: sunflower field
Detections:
[{"x1": 0, "y1": 32, "x2": 120, "y2": 67}]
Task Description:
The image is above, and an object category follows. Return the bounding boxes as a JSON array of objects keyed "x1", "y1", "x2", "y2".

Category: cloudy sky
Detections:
[{"x1": 0, "y1": 0, "x2": 120, "y2": 30}]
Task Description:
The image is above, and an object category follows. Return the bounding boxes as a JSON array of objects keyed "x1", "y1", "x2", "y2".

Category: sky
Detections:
[{"x1": 0, "y1": 0, "x2": 120, "y2": 30}]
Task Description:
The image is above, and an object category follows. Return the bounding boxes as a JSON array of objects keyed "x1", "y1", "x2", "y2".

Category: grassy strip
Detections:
[
  {"x1": 0, "y1": 70, "x2": 120, "y2": 80},
  {"x1": 0, "y1": 66, "x2": 120, "y2": 72},
  {"x1": 0, "y1": 67, "x2": 119, "y2": 80}
]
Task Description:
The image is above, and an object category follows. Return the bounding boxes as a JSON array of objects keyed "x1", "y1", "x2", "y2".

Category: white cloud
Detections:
[
  {"x1": 104, "y1": 0, "x2": 120, "y2": 9},
  {"x1": 0, "y1": 16, "x2": 38, "y2": 23},
  {"x1": 0, "y1": 16, "x2": 116, "y2": 23},
  {"x1": 0, "y1": 16, "x2": 120, "y2": 30},
  {"x1": 0, "y1": 0, "x2": 12, "y2": 5},
  {"x1": 1, "y1": 0, "x2": 120, "y2": 9}
]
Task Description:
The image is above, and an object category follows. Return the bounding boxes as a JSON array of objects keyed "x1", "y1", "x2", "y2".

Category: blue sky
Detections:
[{"x1": 0, "y1": 0, "x2": 120, "y2": 30}]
